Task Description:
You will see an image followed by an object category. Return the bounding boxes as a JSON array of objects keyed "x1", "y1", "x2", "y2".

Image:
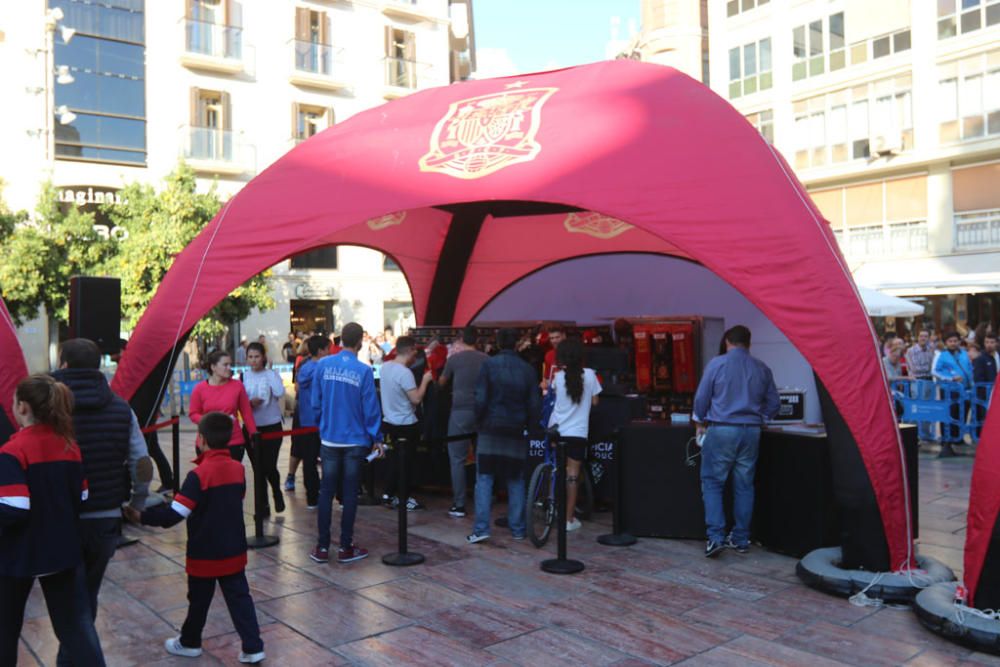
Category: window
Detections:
[
  {"x1": 294, "y1": 7, "x2": 330, "y2": 74},
  {"x1": 728, "y1": 38, "x2": 771, "y2": 99},
  {"x1": 727, "y1": 0, "x2": 769, "y2": 17},
  {"x1": 188, "y1": 87, "x2": 232, "y2": 160},
  {"x1": 938, "y1": 52, "x2": 1000, "y2": 142},
  {"x1": 746, "y1": 109, "x2": 774, "y2": 144},
  {"x1": 792, "y1": 14, "x2": 842, "y2": 81},
  {"x1": 291, "y1": 246, "x2": 338, "y2": 269},
  {"x1": 185, "y1": 0, "x2": 241, "y2": 59},
  {"x1": 292, "y1": 103, "x2": 333, "y2": 142},
  {"x1": 51, "y1": 0, "x2": 146, "y2": 165},
  {"x1": 383, "y1": 255, "x2": 400, "y2": 271},
  {"x1": 939, "y1": 0, "x2": 1000, "y2": 38},
  {"x1": 385, "y1": 27, "x2": 416, "y2": 88}
]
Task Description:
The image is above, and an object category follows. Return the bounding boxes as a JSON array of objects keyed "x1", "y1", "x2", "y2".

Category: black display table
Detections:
[{"x1": 618, "y1": 421, "x2": 919, "y2": 558}]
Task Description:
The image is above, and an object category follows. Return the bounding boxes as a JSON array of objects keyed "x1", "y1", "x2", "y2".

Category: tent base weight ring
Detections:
[
  {"x1": 915, "y1": 582, "x2": 1000, "y2": 655},
  {"x1": 796, "y1": 546, "x2": 954, "y2": 604}
]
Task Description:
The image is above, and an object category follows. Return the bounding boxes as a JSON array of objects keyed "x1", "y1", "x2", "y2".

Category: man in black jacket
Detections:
[
  {"x1": 52, "y1": 339, "x2": 152, "y2": 647},
  {"x1": 973, "y1": 333, "x2": 998, "y2": 439},
  {"x1": 467, "y1": 328, "x2": 541, "y2": 543}
]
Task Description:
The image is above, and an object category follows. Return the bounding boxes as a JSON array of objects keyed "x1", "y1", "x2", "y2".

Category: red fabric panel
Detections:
[
  {"x1": 965, "y1": 380, "x2": 1000, "y2": 605},
  {"x1": 0, "y1": 298, "x2": 28, "y2": 428},
  {"x1": 113, "y1": 60, "x2": 909, "y2": 568}
]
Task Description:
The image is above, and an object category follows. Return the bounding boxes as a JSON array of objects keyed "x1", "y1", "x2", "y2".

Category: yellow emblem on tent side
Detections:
[
  {"x1": 418, "y1": 87, "x2": 558, "y2": 179},
  {"x1": 366, "y1": 211, "x2": 407, "y2": 231},
  {"x1": 563, "y1": 212, "x2": 633, "y2": 239}
]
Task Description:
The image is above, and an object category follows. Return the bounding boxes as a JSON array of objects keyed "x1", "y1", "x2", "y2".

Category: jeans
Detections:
[
  {"x1": 299, "y1": 432, "x2": 321, "y2": 506},
  {"x1": 180, "y1": 572, "x2": 262, "y2": 654},
  {"x1": 317, "y1": 446, "x2": 367, "y2": 549},
  {"x1": 700, "y1": 424, "x2": 761, "y2": 545},
  {"x1": 447, "y1": 409, "x2": 476, "y2": 508},
  {"x1": 248, "y1": 422, "x2": 284, "y2": 509},
  {"x1": 0, "y1": 568, "x2": 106, "y2": 666},
  {"x1": 473, "y1": 465, "x2": 526, "y2": 537}
]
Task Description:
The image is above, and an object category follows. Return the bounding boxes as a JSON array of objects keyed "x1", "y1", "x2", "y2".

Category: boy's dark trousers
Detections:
[{"x1": 181, "y1": 571, "x2": 263, "y2": 654}]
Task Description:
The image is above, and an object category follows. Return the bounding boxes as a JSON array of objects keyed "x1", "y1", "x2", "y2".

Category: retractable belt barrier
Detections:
[
  {"x1": 247, "y1": 432, "x2": 280, "y2": 550},
  {"x1": 141, "y1": 416, "x2": 181, "y2": 496}
]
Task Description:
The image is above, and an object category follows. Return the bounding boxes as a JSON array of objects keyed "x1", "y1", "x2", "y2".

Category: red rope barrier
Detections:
[
  {"x1": 140, "y1": 417, "x2": 180, "y2": 434},
  {"x1": 259, "y1": 426, "x2": 318, "y2": 441}
]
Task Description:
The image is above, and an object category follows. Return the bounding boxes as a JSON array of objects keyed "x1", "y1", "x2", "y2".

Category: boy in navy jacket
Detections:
[{"x1": 125, "y1": 412, "x2": 264, "y2": 663}]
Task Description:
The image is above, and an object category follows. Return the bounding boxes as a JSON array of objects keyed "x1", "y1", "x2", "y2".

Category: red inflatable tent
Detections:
[
  {"x1": 112, "y1": 60, "x2": 913, "y2": 568},
  {"x1": 965, "y1": 382, "x2": 1000, "y2": 606},
  {"x1": 0, "y1": 297, "x2": 29, "y2": 440}
]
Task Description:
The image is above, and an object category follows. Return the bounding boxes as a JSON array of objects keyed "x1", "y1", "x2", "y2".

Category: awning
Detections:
[{"x1": 852, "y1": 252, "x2": 1000, "y2": 297}]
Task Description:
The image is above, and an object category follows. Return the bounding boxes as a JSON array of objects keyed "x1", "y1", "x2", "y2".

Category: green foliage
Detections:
[{"x1": 0, "y1": 165, "x2": 274, "y2": 339}]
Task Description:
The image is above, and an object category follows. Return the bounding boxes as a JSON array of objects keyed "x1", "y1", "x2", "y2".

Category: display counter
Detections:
[{"x1": 616, "y1": 421, "x2": 919, "y2": 558}]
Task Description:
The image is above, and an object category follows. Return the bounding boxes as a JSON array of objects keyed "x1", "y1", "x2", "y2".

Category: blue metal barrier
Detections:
[{"x1": 891, "y1": 379, "x2": 993, "y2": 445}]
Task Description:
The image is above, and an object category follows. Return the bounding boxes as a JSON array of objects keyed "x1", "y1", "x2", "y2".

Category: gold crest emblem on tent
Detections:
[
  {"x1": 366, "y1": 211, "x2": 407, "y2": 231},
  {"x1": 418, "y1": 87, "x2": 558, "y2": 179},
  {"x1": 563, "y1": 212, "x2": 633, "y2": 239}
]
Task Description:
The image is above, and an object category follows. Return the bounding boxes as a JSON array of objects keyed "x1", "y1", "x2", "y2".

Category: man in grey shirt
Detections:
[
  {"x1": 439, "y1": 327, "x2": 487, "y2": 517},
  {"x1": 379, "y1": 336, "x2": 433, "y2": 510}
]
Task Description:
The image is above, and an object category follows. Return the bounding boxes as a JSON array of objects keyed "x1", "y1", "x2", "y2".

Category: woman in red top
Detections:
[{"x1": 189, "y1": 350, "x2": 257, "y2": 462}]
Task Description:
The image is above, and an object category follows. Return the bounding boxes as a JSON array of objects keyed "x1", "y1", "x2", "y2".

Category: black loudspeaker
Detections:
[{"x1": 69, "y1": 276, "x2": 121, "y2": 355}]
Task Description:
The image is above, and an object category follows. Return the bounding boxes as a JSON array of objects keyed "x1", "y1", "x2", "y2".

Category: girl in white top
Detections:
[
  {"x1": 243, "y1": 342, "x2": 287, "y2": 513},
  {"x1": 547, "y1": 338, "x2": 601, "y2": 531}
]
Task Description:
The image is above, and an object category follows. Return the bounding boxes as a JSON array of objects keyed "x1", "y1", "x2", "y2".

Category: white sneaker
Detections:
[
  {"x1": 164, "y1": 637, "x2": 202, "y2": 658},
  {"x1": 239, "y1": 650, "x2": 266, "y2": 663},
  {"x1": 566, "y1": 518, "x2": 582, "y2": 532}
]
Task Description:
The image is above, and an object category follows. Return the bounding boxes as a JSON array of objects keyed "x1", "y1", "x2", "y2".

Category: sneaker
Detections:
[
  {"x1": 382, "y1": 494, "x2": 395, "y2": 507},
  {"x1": 566, "y1": 518, "x2": 582, "y2": 532},
  {"x1": 274, "y1": 492, "x2": 286, "y2": 513},
  {"x1": 309, "y1": 546, "x2": 330, "y2": 563},
  {"x1": 338, "y1": 544, "x2": 369, "y2": 563},
  {"x1": 284, "y1": 475, "x2": 295, "y2": 491},
  {"x1": 466, "y1": 533, "x2": 490, "y2": 544},
  {"x1": 238, "y1": 650, "x2": 266, "y2": 664},
  {"x1": 164, "y1": 637, "x2": 202, "y2": 658},
  {"x1": 512, "y1": 534, "x2": 526, "y2": 541},
  {"x1": 406, "y1": 497, "x2": 425, "y2": 512},
  {"x1": 724, "y1": 536, "x2": 749, "y2": 554},
  {"x1": 705, "y1": 540, "x2": 725, "y2": 558},
  {"x1": 306, "y1": 504, "x2": 318, "y2": 511},
  {"x1": 448, "y1": 505, "x2": 466, "y2": 517}
]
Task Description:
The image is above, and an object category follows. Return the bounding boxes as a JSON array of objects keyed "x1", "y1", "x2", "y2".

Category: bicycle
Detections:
[{"x1": 525, "y1": 426, "x2": 594, "y2": 548}]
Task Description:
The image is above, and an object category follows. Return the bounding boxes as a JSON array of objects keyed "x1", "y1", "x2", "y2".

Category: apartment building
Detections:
[
  {"x1": 702, "y1": 0, "x2": 1000, "y2": 336},
  {"x1": 628, "y1": 0, "x2": 709, "y2": 83},
  {"x1": 0, "y1": 0, "x2": 474, "y2": 368}
]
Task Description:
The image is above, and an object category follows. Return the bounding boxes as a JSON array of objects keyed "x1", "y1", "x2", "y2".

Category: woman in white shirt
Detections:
[
  {"x1": 547, "y1": 337, "x2": 601, "y2": 531},
  {"x1": 244, "y1": 342, "x2": 287, "y2": 514}
]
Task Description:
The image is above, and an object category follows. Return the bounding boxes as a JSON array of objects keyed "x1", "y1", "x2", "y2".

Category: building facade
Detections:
[
  {"x1": 705, "y1": 0, "x2": 1000, "y2": 337},
  {"x1": 629, "y1": 0, "x2": 709, "y2": 82},
  {"x1": 0, "y1": 0, "x2": 473, "y2": 369}
]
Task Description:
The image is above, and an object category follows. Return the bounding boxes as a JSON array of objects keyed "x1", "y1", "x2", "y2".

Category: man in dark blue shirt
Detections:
[{"x1": 693, "y1": 325, "x2": 780, "y2": 557}]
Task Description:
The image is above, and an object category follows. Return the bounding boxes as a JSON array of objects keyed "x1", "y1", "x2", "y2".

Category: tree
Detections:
[{"x1": 105, "y1": 163, "x2": 274, "y2": 341}]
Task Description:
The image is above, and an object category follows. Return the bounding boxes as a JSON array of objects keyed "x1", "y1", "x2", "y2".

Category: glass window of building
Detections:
[
  {"x1": 291, "y1": 246, "x2": 338, "y2": 269},
  {"x1": 383, "y1": 255, "x2": 401, "y2": 271},
  {"x1": 385, "y1": 27, "x2": 416, "y2": 88},
  {"x1": 51, "y1": 0, "x2": 146, "y2": 165},
  {"x1": 293, "y1": 103, "x2": 333, "y2": 142},
  {"x1": 727, "y1": 0, "x2": 769, "y2": 18},
  {"x1": 746, "y1": 109, "x2": 774, "y2": 144},
  {"x1": 938, "y1": 51, "x2": 1000, "y2": 142},
  {"x1": 186, "y1": 88, "x2": 232, "y2": 161},
  {"x1": 294, "y1": 7, "x2": 330, "y2": 74},
  {"x1": 185, "y1": 0, "x2": 242, "y2": 59},
  {"x1": 728, "y1": 38, "x2": 772, "y2": 99},
  {"x1": 939, "y1": 0, "x2": 1000, "y2": 39}
]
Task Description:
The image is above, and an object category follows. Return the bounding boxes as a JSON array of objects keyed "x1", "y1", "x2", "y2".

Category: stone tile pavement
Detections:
[{"x1": 15, "y1": 428, "x2": 1000, "y2": 666}]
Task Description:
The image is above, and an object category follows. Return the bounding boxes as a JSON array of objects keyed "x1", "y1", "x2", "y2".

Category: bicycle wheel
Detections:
[
  {"x1": 574, "y1": 466, "x2": 594, "y2": 521},
  {"x1": 527, "y1": 462, "x2": 555, "y2": 548}
]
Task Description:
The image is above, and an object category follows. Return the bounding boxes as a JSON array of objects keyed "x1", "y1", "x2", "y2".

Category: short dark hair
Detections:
[
  {"x1": 724, "y1": 325, "x2": 752, "y2": 347},
  {"x1": 497, "y1": 328, "x2": 519, "y2": 350},
  {"x1": 198, "y1": 412, "x2": 234, "y2": 449},
  {"x1": 60, "y1": 338, "x2": 102, "y2": 369},
  {"x1": 306, "y1": 334, "x2": 330, "y2": 357},
  {"x1": 395, "y1": 335, "x2": 416, "y2": 355},
  {"x1": 986, "y1": 333, "x2": 998, "y2": 341},
  {"x1": 548, "y1": 324, "x2": 566, "y2": 335},
  {"x1": 341, "y1": 322, "x2": 364, "y2": 349},
  {"x1": 462, "y1": 326, "x2": 477, "y2": 346},
  {"x1": 943, "y1": 330, "x2": 960, "y2": 342},
  {"x1": 246, "y1": 341, "x2": 266, "y2": 361}
]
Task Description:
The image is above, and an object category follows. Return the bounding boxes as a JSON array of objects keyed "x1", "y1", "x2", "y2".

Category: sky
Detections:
[{"x1": 472, "y1": 0, "x2": 641, "y2": 79}]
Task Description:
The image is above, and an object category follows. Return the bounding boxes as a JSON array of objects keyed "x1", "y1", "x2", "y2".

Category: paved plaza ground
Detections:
[{"x1": 15, "y1": 427, "x2": 1000, "y2": 666}]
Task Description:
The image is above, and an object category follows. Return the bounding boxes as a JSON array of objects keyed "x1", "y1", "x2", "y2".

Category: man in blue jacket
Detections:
[
  {"x1": 293, "y1": 335, "x2": 330, "y2": 509},
  {"x1": 309, "y1": 323, "x2": 383, "y2": 564},
  {"x1": 933, "y1": 330, "x2": 973, "y2": 456}
]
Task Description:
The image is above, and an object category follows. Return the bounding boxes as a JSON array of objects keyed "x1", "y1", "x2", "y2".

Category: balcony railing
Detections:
[
  {"x1": 955, "y1": 209, "x2": 1000, "y2": 251},
  {"x1": 289, "y1": 40, "x2": 348, "y2": 90},
  {"x1": 837, "y1": 220, "x2": 928, "y2": 259},
  {"x1": 384, "y1": 56, "x2": 417, "y2": 89},
  {"x1": 184, "y1": 18, "x2": 242, "y2": 61},
  {"x1": 179, "y1": 126, "x2": 254, "y2": 174}
]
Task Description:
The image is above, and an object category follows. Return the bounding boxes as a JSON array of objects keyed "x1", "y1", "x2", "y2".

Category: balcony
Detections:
[
  {"x1": 382, "y1": 0, "x2": 435, "y2": 21},
  {"x1": 838, "y1": 220, "x2": 928, "y2": 259},
  {"x1": 180, "y1": 18, "x2": 244, "y2": 74},
  {"x1": 289, "y1": 40, "x2": 348, "y2": 91},
  {"x1": 179, "y1": 126, "x2": 255, "y2": 176},
  {"x1": 383, "y1": 56, "x2": 418, "y2": 98},
  {"x1": 955, "y1": 209, "x2": 1000, "y2": 251}
]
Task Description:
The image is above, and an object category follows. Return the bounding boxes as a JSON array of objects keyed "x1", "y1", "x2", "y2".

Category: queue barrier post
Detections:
[
  {"x1": 171, "y1": 416, "x2": 181, "y2": 497},
  {"x1": 382, "y1": 435, "x2": 425, "y2": 567},
  {"x1": 246, "y1": 432, "x2": 279, "y2": 549},
  {"x1": 597, "y1": 430, "x2": 637, "y2": 547},
  {"x1": 541, "y1": 432, "x2": 585, "y2": 575}
]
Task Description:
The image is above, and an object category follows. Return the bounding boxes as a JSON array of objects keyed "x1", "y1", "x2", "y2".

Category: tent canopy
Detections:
[
  {"x1": 965, "y1": 381, "x2": 1000, "y2": 606},
  {"x1": 112, "y1": 60, "x2": 911, "y2": 568},
  {"x1": 0, "y1": 297, "x2": 29, "y2": 442}
]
